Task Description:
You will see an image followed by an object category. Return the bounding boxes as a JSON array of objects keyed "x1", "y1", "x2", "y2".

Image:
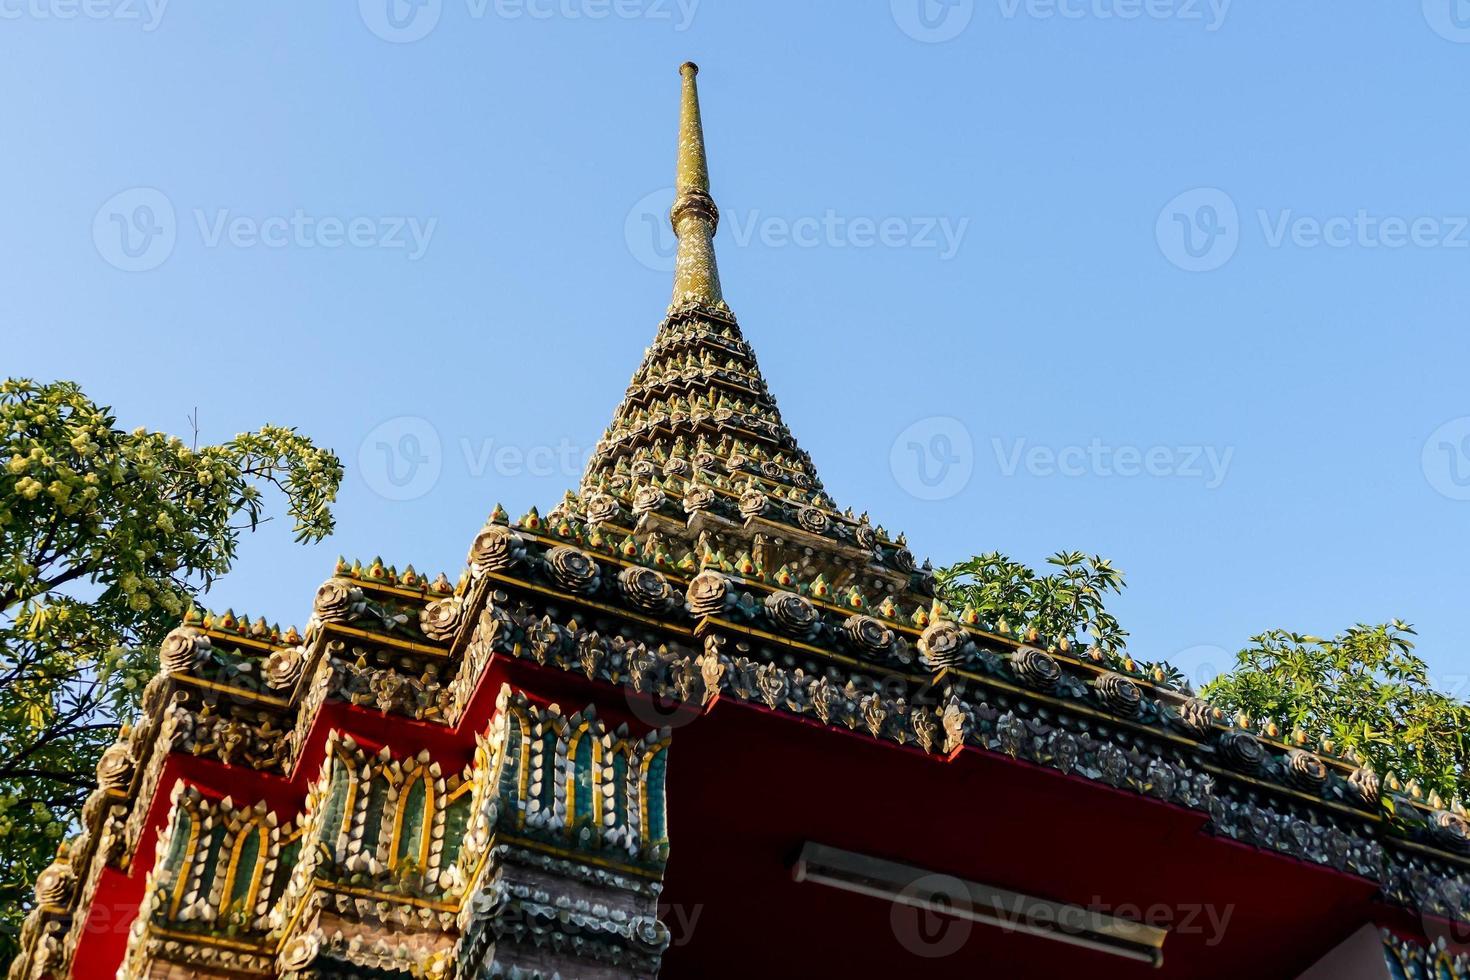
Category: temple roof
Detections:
[
  {"x1": 13, "y1": 63, "x2": 1470, "y2": 980},
  {"x1": 579, "y1": 64, "x2": 925, "y2": 601}
]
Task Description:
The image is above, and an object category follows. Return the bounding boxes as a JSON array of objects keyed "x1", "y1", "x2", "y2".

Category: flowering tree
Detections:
[{"x1": 0, "y1": 379, "x2": 341, "y2": 959}]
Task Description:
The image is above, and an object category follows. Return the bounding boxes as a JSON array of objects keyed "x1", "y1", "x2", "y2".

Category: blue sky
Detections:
[{"x1": 4, "y1": 1, "x2": 1470, "y2": 692}]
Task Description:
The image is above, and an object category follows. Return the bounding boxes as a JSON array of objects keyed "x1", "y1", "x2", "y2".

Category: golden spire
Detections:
[{"x1": 670, "y1": 61, "x2": 723, "y2": 307}]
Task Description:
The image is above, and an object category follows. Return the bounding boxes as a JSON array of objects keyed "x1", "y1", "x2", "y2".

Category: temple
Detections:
[{"x1": 11, "y1": 63, "x2": 1470, "y2": 980}]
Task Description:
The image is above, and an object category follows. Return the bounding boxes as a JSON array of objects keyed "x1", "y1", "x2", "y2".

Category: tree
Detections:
[
  {"x1": 935, "y1": 550, "x2": 1190, "y2": 686},
  {"x1": 937, "y1": 553, "x2": 1467, "y2": 805},
  {"x1": 0, "y1": 378, "x2": 342, "y2": 961},
  {"x1": 936, "y1": 550, "x2": 1129, "y2": 652},
  {"x1": 1202, "y1": 622, "x2": 1469, "y2": 806}
]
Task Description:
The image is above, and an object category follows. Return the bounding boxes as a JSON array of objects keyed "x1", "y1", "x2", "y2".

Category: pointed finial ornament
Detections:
[{"x1": 671, "y1": 61, "x2": 723, "y2": 306}]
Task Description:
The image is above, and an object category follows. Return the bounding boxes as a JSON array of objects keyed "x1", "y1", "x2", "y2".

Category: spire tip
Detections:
[{"x1": 670, "y1": 59, "x2": 722, "y2": 306}]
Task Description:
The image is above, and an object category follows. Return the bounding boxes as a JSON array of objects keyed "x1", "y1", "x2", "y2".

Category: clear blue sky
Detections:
[{"x1": 5, "y1": 1, "x2": 1469, "y2": 693}]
